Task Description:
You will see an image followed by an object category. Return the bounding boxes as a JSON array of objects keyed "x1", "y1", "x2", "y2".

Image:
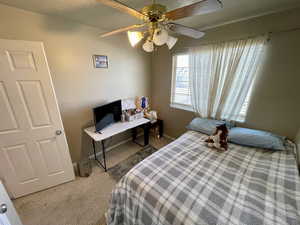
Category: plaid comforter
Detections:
[{"x1": 106, "y1": 131, "x2": 300, "y2": 225}]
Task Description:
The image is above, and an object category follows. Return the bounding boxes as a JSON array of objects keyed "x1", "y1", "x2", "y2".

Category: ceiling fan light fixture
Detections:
[
  {"x1": 153, "y1": 28, "x2": 169, "y2": 46},
  {"x1": 127, "y1": 31, "x2": 143, "y2": 47},
  {"x1": 166, "y1": 35, "x2": 178, "y2": 49},
  {"x1": 98, "y1": 0, "x2": 219, "y2": 50},
  {"x1": 142, "y1": 39, "x2": 154, "y2": 52}
]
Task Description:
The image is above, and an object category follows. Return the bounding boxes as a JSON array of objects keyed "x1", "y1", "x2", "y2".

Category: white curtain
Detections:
[{"x1": 189, "y1": 36, "x2": 266, "y2": 122}]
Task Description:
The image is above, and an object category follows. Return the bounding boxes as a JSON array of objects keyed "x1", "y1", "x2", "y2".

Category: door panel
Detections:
[
  {"x1": 3, "y1": 144, "x2": 37, "y2": 184},
  {"x1": 17, "y1": 80, "x2": 51, "y2": 128},
  {"x1": 0, "y1": 82, "x2": 19, "y2": 133},
  {"x1": 6, "y1": 50, "x2": 37, "y2": 71},
  {"x1": 38, "y1": 139, "x2": 64, "y2": 175},
  {"x1": 0, "y1": 39, "x2": 74, "y2": 198}
]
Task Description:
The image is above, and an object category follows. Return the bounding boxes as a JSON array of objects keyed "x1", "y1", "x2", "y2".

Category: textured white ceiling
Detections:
[{"x1": 0, "y1": 0, "x2": 300, "y2": 31}]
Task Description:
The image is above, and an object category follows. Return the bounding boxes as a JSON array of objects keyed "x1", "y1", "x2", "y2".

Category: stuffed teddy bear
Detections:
[{"x1": 205, "y1": 124, "x2": 229, "y2": 151}]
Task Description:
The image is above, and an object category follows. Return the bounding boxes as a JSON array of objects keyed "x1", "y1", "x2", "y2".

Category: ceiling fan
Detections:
[{"x1": 98, "y1": 0, "x2": 223, "y2": 52}]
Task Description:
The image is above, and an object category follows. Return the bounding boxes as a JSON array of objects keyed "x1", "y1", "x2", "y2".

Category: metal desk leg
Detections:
[
  {"x1": 92, "y1": 140, "x2": 97, "y2": 160},
  {"x1": 158, "y1": 120, "x2": 163, "y2": 138},
  {"x1": 132, "y1": 127, "x2": 137, "y2": 142},
  {"x1": 101, "y1": 140, "x2": 107, "y2": 172},
  {"x1": 131, "y1": 123, "x2": 150, "y2": 147},
  {"x1": 144, "y1": 122, "x2": 150, "y2": 146},
  {"x1": 92, "y1": 139, "x2": 107, "y2": 172}
]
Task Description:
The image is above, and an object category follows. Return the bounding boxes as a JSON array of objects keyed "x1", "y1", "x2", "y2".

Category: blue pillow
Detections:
[
  {"x1": 228, "y1": 127, "x2": 286, "y2": 150},
  {"x1": 186, "y1": 118, "x2": 234, "y2": 135}
]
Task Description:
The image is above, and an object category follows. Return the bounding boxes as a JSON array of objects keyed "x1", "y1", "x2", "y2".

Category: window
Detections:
[
  {"x1": 170, "y1": 54, "x2": 192, "y2": 110},
  {"x1": 170, "y1": 35, "x2": 264, "y2": 122},
  {"x1": 238, "y1": 85, "x2": 253, "y2": 120},
  {"x1": 171, "y1": 53, "x2": 254, "y2": 118}
]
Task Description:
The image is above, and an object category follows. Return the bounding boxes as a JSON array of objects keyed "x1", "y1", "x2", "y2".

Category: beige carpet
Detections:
[{"x1": 13, "y1": 136, "x2": 171, "y2": 225}]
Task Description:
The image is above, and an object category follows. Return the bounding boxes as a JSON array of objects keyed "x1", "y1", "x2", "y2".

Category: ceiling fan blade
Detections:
[
  {"x1": 165, "y1": 0, "x2": 223, "y2": 21},
  {"x1": 100, "y1": 24, "x2": 145, "y2": 37},
  {"x1": 167, "y1": 23, "x2": 205, "y2": 39},
  {"x1": 96, "y1": 0, "x2": 146, "y2": 20}
]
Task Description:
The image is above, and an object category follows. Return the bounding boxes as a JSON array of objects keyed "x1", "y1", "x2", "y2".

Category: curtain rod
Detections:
[{"x1": 173, "y1": 26, "x2": 300, "y2": 51}]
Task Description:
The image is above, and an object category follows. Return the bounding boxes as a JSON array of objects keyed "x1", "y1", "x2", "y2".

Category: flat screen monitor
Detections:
[{"x1": 93, "y1": 100, "x2": 122, "y2": 132}]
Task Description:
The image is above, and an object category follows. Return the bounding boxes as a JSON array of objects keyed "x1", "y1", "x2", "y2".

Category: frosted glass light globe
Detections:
[
  {"x1": 153, "y1": 29, "x2": 169, "y2": 46},
  {"x1": 142, "y1": 39, "x2": 154, "y2": 52},
  {"x1": 127, "y1": 31, "x2": 143, "y2": 47},
  {"x1": 166, "y1": 36, "x2": 178, "y2": 49}
]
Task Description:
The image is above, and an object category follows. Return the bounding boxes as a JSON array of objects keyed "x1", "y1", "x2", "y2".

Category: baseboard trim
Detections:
[
  {"x1": 163, "y1": 134, "x2": 176, "y2": 140},
  {"x1": 72, "y1": 162, "x2": 79, "y2": 176}
]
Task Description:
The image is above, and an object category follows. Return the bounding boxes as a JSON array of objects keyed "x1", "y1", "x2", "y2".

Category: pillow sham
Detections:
[
  {"x1": 186, "y1": 117, "x2": 234, "y2": 135},
  {"x1": 228, "y1": 127, "x2": 286, "y2": 150}
]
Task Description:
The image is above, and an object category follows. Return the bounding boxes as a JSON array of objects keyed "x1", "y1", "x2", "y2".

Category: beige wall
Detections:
[
  {"x1": 151, "y1": 8, "x2": 300, "y2": 140},
  {"x1": 0, "y1": 4, "x2": 151, "y2": 162}
]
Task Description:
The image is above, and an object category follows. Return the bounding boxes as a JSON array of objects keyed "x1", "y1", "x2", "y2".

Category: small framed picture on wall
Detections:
[{"x1": 93, "y1": 55, "x2": 108, "y2": 68}]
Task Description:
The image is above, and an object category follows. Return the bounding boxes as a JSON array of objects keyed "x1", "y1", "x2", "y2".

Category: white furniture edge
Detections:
[{"x1": 84, "y1": 118, "x2": 150, "y2": 141}]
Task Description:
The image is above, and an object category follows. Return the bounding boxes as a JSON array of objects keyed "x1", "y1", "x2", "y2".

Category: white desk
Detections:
[
  {"x1": 84, "y1": 118, "x2": 150, "y2": 141},
  {"x1": 84, "y1": 118, "x2": 151, "y2": 171}
]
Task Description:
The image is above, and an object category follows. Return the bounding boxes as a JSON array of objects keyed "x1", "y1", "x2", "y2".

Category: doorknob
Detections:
[
  {"x1": 0, "y1": 203, "x2": 7, "y2": 214},
  {"x1": 55, "y1": 130, "x2": 62, "y2": 135}
]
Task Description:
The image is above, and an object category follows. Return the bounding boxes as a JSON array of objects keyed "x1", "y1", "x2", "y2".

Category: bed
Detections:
[{"x1": 106, "y1": 130, "x2": 300, "y2": 225}]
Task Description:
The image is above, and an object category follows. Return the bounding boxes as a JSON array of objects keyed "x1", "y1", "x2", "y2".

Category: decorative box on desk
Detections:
[{"x1": 125, "y1": 111, "x2": 144, "y2": 122}]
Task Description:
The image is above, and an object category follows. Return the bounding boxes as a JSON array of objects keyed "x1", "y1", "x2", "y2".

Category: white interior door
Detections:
[
  {"x1": 0, "y1": 181, "x2": 22, "y2": 225},
  {"x1": 0, "y1": 39, "x2": 75, "y2": 198}
]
